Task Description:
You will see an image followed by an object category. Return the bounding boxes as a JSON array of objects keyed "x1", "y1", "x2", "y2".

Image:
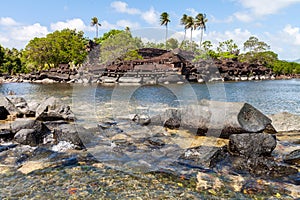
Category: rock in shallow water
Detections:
[
  {"x1": 150, "y1": 100, "x2": 275, "y2": 138},
  {"x1": 284, "y1": 149, "x2": 300, "y2": 165},
  {"x1": 229, "y1": 133, "x2": 277, "y2": 157},
  {"x1": 35, "y1": 97, "x2": 75, "y2": 121}
]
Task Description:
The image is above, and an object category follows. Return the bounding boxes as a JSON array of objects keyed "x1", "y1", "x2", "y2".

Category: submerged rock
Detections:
[{"x1": 284, "y1": 149, "x2": 300, "y2": 165}]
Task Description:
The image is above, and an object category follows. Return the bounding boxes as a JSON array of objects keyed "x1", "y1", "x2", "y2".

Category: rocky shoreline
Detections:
[
  {"x1": 0, "y1": 95, "x2": 299, "y2": 198},
  {"x1": 0, "y1": 48, "x2": 298, "y2": 84}
]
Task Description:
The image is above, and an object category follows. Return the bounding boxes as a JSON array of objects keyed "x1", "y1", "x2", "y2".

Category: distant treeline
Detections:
[{"x1": 0, "y1": 28, "x2": 299, "y2": 75}]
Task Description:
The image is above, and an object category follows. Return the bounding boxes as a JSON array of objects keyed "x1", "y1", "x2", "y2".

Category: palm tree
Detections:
[
  {"x1": 160, "y1": 12, "x2": 171, "y2": 50},
  {"x1": 180, "y1": 14, "x2": 188, "y2": 48},
  {"x1": 91, "y1": 17, "x2": 101, "y2": 38},
  {"x1": 194, "y1": 13, "x2": 208, "y2": 49},
  {"x1": 185, "y1": 16, "x2": 194, "y2": 51}
]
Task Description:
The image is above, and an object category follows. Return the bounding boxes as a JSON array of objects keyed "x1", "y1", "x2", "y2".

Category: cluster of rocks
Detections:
[
  {"x1": 0, "y1": 96, "x2": 299, "y2": 186},
  {"x1": 188, "y1": 58, "x2": 276, "y2": 83},
  {"x1": 0, "y1": 48, "x2": 288, "y2": 84},
  {"x1": 0, "y1": 96, "x2": 87, "y2": 149}
]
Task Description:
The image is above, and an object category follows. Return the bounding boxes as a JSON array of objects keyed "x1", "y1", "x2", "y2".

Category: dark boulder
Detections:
[
  {"x1": 283, "y1": 149, "x2": 300, "y2": 165},
  {"x1": 229, "y1": 133, "x2": 277, "y2": 157},
  {"x1": 150, "y1": 100, "x2": 275, "y2": 138},
  {"x1": 35, "y1": 97, "x2": 75, "y2": 121},
  {"x1": 179, "y1": 145, "x2": 226, "y2": 168},
  {"x1": 0, "y1": 129, "x2": 13, "y2": 140},
  {"x1": 53, "y1": 124, "x2": 94, "y2": 149},
  {"x1": 14, "y1": 129, "x2": 40, "y2": 146},
  {"x1": 0, "y1": 106, "x2": 10, "y2": 120},
  {"x1": 11, "y1": 119, "x2": 50, "y2": 146}
]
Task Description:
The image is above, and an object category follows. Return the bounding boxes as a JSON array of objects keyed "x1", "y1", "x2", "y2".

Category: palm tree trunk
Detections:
[
  {"x1": 199, "y1": 28, "x2": 203, "y2": 49},
  {"x1": 96, "y1": 25, "x2": 98, "y2": 38},
  {"x1": 190, "y1": 29, "x2": 193, "y2": 51},
  {"x1": 165, "y1": 24, "x2": 168, "y2": 50}
]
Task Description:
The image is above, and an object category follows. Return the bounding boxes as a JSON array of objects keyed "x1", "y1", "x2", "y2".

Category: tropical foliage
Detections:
[
  {"x1": 100, "y1": 31, "x2": 143, "y2": 64},
  {"x1": 160, "y1": 12, "x2": 171, "y2": 50},
  {"x1": 23, "y1": 29, "x2": 88, "y2": 71},
  {"x1": 91, "y1": 17, "x2": 101, "y2": 39},
  {"x1": 0, "y1": 45, "x2": 25, "y2": 74}
]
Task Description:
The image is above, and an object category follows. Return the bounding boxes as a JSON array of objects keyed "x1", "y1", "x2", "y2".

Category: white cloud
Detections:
[
  {"x1": 11, "y1": 23, "x2": 48, "y2": 41},
  {"x1": 116, "y1": 20, "x2": 139, "y2": 29},
  {"x1": 234, "y1": 0, "x2": 300, "y2": 22},
  {"x1": 186, "y1": 8, "x2": 198, "y2": 16},
  {"x1": 141, "y1": 7, "x2": 159, "y2": 25},
  {"x1": 0, "y1": 17, "x2": 18, "y2": 26},
  {"x1": 111, "y1": 1, "x2": 141, "y2": 15},
  {"x1": 99, "y1": 20, "x2": 117, "y2": 30},
  {"x1": 0, "y1": 34, "x2": 9, "y2": 43},
  {"x1": 210, "y1": 15, "x2": 234, "y2": 23},
  {"x1": 50, "y1": 18, "x2": 92, "y2": 32},
  {"x1": 283, "y1": 24, "x2": 300, "y2": 45},
  {"x1": 233, "y1": 12, "x2": 252, "y2": 22}
]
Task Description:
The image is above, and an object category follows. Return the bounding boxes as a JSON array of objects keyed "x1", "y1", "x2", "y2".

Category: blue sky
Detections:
[{"x1": 0, "y1": 0, "x2": 300, "y2": 60}]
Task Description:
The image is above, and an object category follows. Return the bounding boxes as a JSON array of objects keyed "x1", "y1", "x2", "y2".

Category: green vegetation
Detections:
[
  {"x1": 0, "y1": 14, "x2": 299, "y2": 76},
  {"x1": 160, "y1": 12, "x2": 171, "y2": 50},
  {"x1": 0, "y1": 45, "x2": 25, "y2": 74},
  {"x1": 100, "y1": 30, "x2": 143, "y2": 64},
  {"x1": 23, "y1": 29, "x2": 88, "y2": 71},
  {"x1": 90, "y1": 17, "x2": 101, "y2": 39}
]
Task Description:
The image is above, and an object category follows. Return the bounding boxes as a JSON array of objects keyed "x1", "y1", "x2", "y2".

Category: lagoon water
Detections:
[{"x1": 1, "y1": 79, "x2": 299, "y2": 116}]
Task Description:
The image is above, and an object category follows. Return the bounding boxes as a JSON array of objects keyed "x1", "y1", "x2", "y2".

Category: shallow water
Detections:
[
  {"x1": 0, "y1": 79, "x2": 300, "y2": 199},
  {"x1": 1, "y1": 79, "x2": 299, "y2": 115}
]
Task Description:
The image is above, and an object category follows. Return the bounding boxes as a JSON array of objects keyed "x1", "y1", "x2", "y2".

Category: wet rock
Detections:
[
  {"x1": 8, "y1": 97, "x2": 29, "y2": 115},
  {"x1": 0, "y1": 106, "x2": 10, "y2": 120},
  {"x1": 0, "y1": 130, "x2": 13, "y2": 140},
  {"x1": 0, "y1": 143, "x2": 18, "y2": 152},
  {"x1": 0, "y1": 96, "x2": 21, "y2": 117},
  {"x1": 229, "y1": 133, "x2": 276, "y2": 157},
  {"x1": 14, "y1": 129, "x2": 41, "y2": 146},
  {"x1": 133, "y1": 114, "x2": 151, "y2": 126},
  {"x1": 179, "y1": 146, "x2": 226, "y2": 168},
  {"x1": 151, "y1": 100, "x2": 274, "y2": 138},
  {"x1": 164, "y1": 117, "x2": 180, "y2": 129},
  {"x1": 35, "y1": 97, "x2": 75, "y2": 121},
  {"x1": 11, "y1": 119, "x2": 50, "y2": 146},
  {"x1": 53, "y1": 124, "x2": 90, "y2": 149},
  {"x1": 51, "y1": 141, "x2": 78, "y2": 152},
  {"x1": 243, "y1": 156, "x2": 298, "y2": 178},
  {"x1": 11, "y1": 118, "x2": 49, "y2": 134},
  {"x1": 100, "y1": 125, "x2": 123, "y2": 138},
  {"x1": 283, "y1": 149, "x2": 300, "y2": 165}
]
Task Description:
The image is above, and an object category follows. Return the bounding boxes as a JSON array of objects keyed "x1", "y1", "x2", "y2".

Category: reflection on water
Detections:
[{"x1": 0, "y1": 79, "x2": 299, "y2": 115}]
